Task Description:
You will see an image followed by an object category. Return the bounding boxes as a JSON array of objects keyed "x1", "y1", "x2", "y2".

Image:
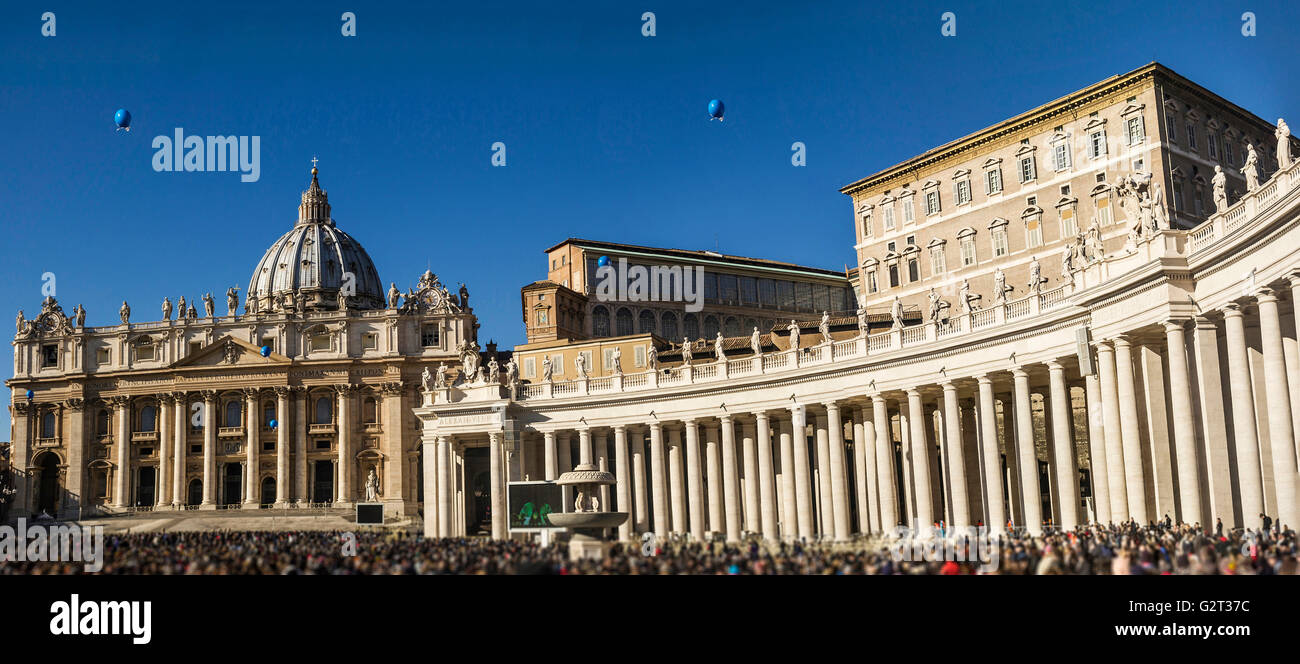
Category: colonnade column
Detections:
[
  {"x1": 274, "y1": 387, "x2": 290, "y2": 506},
  {"x1": 941, "y1": 383, "x2": 970, "y2": 528},
  {"x1": 1256, "y1": 288, "x2": 1299, "y2": 532},
  {"x1": 293, "y1": 387, "x2": 307, "y2": 504},
  {"x1": 789, "y1": 405, "x2": 814, "y2": 540},
  {"x1": 813, "y1": 410, "x2": 832, "y2": 535},
  {"x1": 668, "y1": 427, "x2": 686, "y2": 535},
  {"x1": 631, "y1": 429, "x2": 648, "y2": 535},
  {"x1": 614, "y1": 425, "x2": 631, "y2": 541},
  {"x1": 1082, "y1": 371, "x2": 1110, "y2": 525},
  {"x1": 975, "y1": 376, "x2": 1005, "y2": 531},
  {"x1": 825, "y1": 402, "x2": 851, "y2": 539},
  {"x1": 157, "y1": 397, "x2": 172, "y2": 508},
  {"x1": 705, "y1": 423, "x2": 723, "y2": 534},
  {"x1": 543, "y1": 431, "x2": 558, "y2": 480},
  {"x1": 1113, "y1": 337, "x2": 1149, "y2": 524},
  {"x1": 1163, "y1": 320, "x2": 1206, "y2": 526},
  {"x1": 1223, "y1": 303, "x2": 1264, "y2": 529},
  {"x1": 171, "y1": 393, "x2": 186, "y2": 507},
  {"x1": 755, "y1": 412, "x2": 779, "y2": 540},
  {"x1": 1011, "y1": 368, "x2": 1042, "y2": 534},
  {"x1": 437, "y1": 435, "x2": 452, "y2": 537},
  {"x1": 422, "y1": 437, "x2": 437, "y2": 536},
  {"x1": 741, "y1": 418, "x2": 759, "y2": 535},
  {"x1": 649, "y1": 422, "x2": 668, "y2": 538},
  {"x1": 684, "y1": 420, "x2": 705, "y2": 540},
  {"x1": 720, "y1": 415, "x2": 742, "y2": 542},
  {"x1": 336, "y1": 385, "x2": 354, "y2": 505},
  {"x1": 871, "y1": 395, "x2": 898, "y2": 529},
  {"x1": 113, "y1": 396, "x2": 129, "y2": 508},
  {"x1": 201, "y1": 391, "x2": 216, "y2": 507},
  {"x1": 1046, "y1": 361, "x2": 1079, "y2": 530},
  {"x1": 489, "y1": 431, "x2": 506, "y2": 539},
  {"x1": 904, "y1": 389, "x2": 934, "y2": 530},
  {"x1": 1095, "y1": 341, "x2": 1128, "y2": 522},
  {"x1": 243, "y1": 388, "x2": 259, "y2": 507},
  {"x1": 854, "y1": 407, "x2": 878, "y2": 534}
]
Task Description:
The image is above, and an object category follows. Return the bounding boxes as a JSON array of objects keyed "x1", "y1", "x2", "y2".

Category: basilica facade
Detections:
[{"x1": 7, "y1": 168, "x2": 477, "y2": 518}]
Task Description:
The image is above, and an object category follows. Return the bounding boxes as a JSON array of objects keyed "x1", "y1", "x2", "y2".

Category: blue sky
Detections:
[{"x1": 3, "y1": 0, "x2": 1299, "y2": 436}]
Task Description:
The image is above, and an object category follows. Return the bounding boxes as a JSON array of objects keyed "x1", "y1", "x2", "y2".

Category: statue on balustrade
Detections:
[
  {"x1": 1060, "y1": 242, "x2": 1075, "y2": 286},
  {"x1": 436, "y1": 363, "x2": 448, "y2": 388},
  {"x1": 856, "y1": 308, "x2": 868, "y2": 336},
  {"x1": 387, "y1": 283, "x2": 402, "y2": 309},
  {"x1": 187, "y1": 304, "x2": 198, "y2": 321},
  {"x1": 488, "y1": 355, "x2": 500, "y2": 383},
  {"x1": 421, "y1": 366, "x2": 433, "y2": 391},
  {"x1": 1277, "y1": 118, "x2": 1292, "y2": 170},
  {"x1": 542, "y1": 354, "x2": 553, "y2": 381},
  {"x1": 202, "y1": 292, "x2": 215, "y2": 318},
  {"x1": 1028, "y1": 257, "x2": 1043, "y2": 295},
  {"x1": 819, "y1": 311, "x2": 831, "y2": 344},
  {"x1": 681, "y1": 338, "x2": 694, "y2": 365},
  {"x1": 119, "y1": 301, "x2": 131, "y2": 324},
  {"x1": 890, "y1": 297, "x2": 904, "y2": 329},
  {"x1": 505, "y1": 357, "x2": 518, "y2": 385},
  {"x1": 786, "y1": 320, "x2": 801, "y2": 349},
  {"x1": 715, "y1": 332, "x2": 726, "y2": 362},
  {"x1": 1212, "y1": 165, "x2": 1228, "y2": 213},
  {"x1": 15, "y1": 309, "x2": 26, "y2": 336},
  {"x1": 162, "y1": 297, "x2": 172, "y2": 321},
  {"x1": 1084, "y1": 221, "x2": 1104, "y2": 263},
  {"x1": 365, "y1": 468, "x2": 380, "y2": 502},
  {"x1": 574, "y1": 353, "x2": 588, "y2": 380},
  {"x1": 177, "y1": 295, "x2": 187, "y2": 319},
  {"x1": 1245, "y1": 143, "x2": 1261, "y2": 192},
  {"x1": 612, "y1": 346, "x2": 623, "y2": 373},
  {"x1": 959, "y1": 279, "x2": 980, "y2": 314},
  {"x1": 73, "y1": 304, "x2": 85, "y2": 328},
  {"x1": 647, "y1": 345, "x2": 658, "y2": 370},
  {"x1": 751, "y1": 326, "x2": 763, "y2": 355},
  {"x1": 459, "y1": 283, "x2": 470, "y2": 310},
  {"x1": 458, "y1": 339, "x2": 481, "y2": 378},
  {"x1": 927, "y1": 288, "x2": 946, "y2": 323},
  {"x1": 226, "y1": 287, "x2": 240, "y2": 316},
  {"x1": 993, "y1": 267, "x2": 1009, "y2": 305}
]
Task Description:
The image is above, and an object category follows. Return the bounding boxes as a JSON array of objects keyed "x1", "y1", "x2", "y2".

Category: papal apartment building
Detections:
[{"x1": 417, "y1": 62, "x2": 1300, "y2": 544}]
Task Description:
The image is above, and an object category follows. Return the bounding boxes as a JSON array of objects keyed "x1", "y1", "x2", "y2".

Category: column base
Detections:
[
  {"x1": 198, "y1": 503, "x2": 218, "y2": 511},
  {"x1": 273, "y1": 501, "x2": 292, "y2": 509}
]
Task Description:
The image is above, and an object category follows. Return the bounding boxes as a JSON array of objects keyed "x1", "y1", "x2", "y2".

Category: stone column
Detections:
[
  {"x1": 437, "y1": 435, "x2": 452, "y2": 537},
  {"x1": 274, "y1": 387, "x2": 290, "y2": 506},
  {"x1": 172, "y1": 393, "x2": 186, "y2": 507},
  {"x1": 578, "y1": 427, "x2": 593, "y2": 466},
  {"x1": 1192, "y1": 316, "x2": 1233, "y2": 529},
  {"x1": 790, "y1": 405, "x2": 815, "y2": 540},
  {"x1": 1162, "y1": 320, "x2": 1205, "y2": 526},
  {"x1": 904, "y1": 389, "x2": 934, "y2": 531},
  {"x1": 380, "y1": 384, "x2": 405, "y2": 508},
  {"x1": 976, "y1": 376, "x2": 1005, "y2": 532},
  {"x1": 872, "y1": 395, "x2": 899, "y2": 529},
  {"x1": 1012, "y1": 368, "x2": 1043, "y2": 535},
  {"x1": 1223, "y1": 303, "x2": 1264, "y2": 529},
  {"x1": 813, "y1": 410, "x2": 832, "y2": 536},
  {"x1": 720, "y1": 415, "x2": 742, "y2": 542},
  {"x1": 852, "y1": 409, "x2": 874, "y2": 534},
  {"x1": 1082, "y1": 373, "x2": 1110, "y2": 525},
  {"x1": 543, "y1": 431, "x2": 558, "y2": 480},
  {"x1": 1256, "y1": 288, "x2": 1299, "y2": 532},
  {"x1": 825, "y1": 402, "x2": 851, "y2": 539},
  {"x1": 243, "y1": 389, "x2": 259, "y2": 506},
  {"x1": 684, "y1": 420, "x2": 705, "y2": 540},
  {"x1": 1113, "y1": 337, "x2": 1149, "y2": 524},
  {"x1": 336, "y1": 385, "x2": 354, "y2": 505},
  {"x1": 594, "y1": 430, "x2": 610, "y2": 510},
  {"x1": 1046, "y1": 361, "x2": 1079, "y2": 530},
  {"x1": 755, "y1": 412, "x2": 779, "y2": 540},
  {"x1": 741, "y1": 418, "x2": 759, "y2": 534},
  {"x1": 648, "y1": 423, "x2": 668, "y2": 537},
  {"x1": 941, "y1": 383, "x2": 970, "y2": 528},
  {"x1": 113, "y1": 396, "x2": 130, "y2": 508},
  {"x1": 293, "y1": 388, "x2": 307, "y2": 503},
  {"x1": 705, "y1": 422, "x2": 723, "y2": 534},
  {"x1": 489, "y1": 431, "x2": 506, "y2": 539},
  {"x1": 778, "y1": 416, "x2": 799, "y2": 539},
  {"x1": 614, "y1": 425, "x2": 631, "y2": 541},
  {"x1": 202, "y1": 391, "x2": 216, "y2": 507},
  {"x1": 157, "y1": 397, "x2": 172, "y2": 508},
  {"x1": 631, "y1": 429, "x2": 648, "y2": 534},
  {"x1": 668, "y1": 427, "x2": 686, "y2": 534},
  {"x1": 1095, "y1": 341, "x2": 1128, "y2": 522},
  {"x1": 422, "y1": 438, "x2": 437, "y2": 536}
]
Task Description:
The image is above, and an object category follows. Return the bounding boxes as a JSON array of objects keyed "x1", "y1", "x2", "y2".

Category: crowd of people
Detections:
[{"x1": 1, "y1": 519, "x2": 1295, "y2": 574}]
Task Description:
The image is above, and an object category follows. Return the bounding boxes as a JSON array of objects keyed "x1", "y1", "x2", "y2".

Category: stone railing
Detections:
[{"x1": 1186, "y1": 158, "x2": 1300, "y2": 254}]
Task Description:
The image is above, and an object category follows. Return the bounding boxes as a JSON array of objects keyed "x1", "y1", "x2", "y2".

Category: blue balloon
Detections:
[
  {"x1": 25, "y1": 389, "x2": 35, "y2": 400},
  {"x1": 268, "y1": 419, "x2": 278, "y2": 429},
  {"x1": 597, "y1": 255, "x2": 610, "y2": 268},
  {"x1": 260, "y1": 345, "x2": 271, "y2": 357},
  {"x1": 114, "y1": 108, "x2": 132, "y2": 131},
  {"x1": 708, "y1": 99, "x2": 725, "y2": 121}
]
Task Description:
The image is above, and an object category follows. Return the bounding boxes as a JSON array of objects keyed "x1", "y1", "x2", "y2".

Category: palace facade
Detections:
[
  {"x1": 417, "y1": 63, "x2": 1300, "y2": 542},
  {"x1": 7, "y1": 168, "x2": 477, "y2": 518}
]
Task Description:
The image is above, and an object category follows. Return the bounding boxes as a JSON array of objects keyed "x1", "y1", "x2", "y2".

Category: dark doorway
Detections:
[
  {"x1": 37, "y1": 454, "x2": 60, "y2": 516},
  {"x1": 187, "y1": 478, "x2": 202, "y2": 506},
  {"x1": 136, "y1": 466, "x2": 156, "y2": 507},
  {"x1": 465, "y1": 447, "x2": 490, "y2": 535},
  {"x1": 313, "y1": 460, "x2": 333, "y2": 503},
  {"x1": 261, "y1": 476, "x2": 275, "y2": 505},
  {"x1": 222, "y1": 462, "x2": 242, "y2": 505}
]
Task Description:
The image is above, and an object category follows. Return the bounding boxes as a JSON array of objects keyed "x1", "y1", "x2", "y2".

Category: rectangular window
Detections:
[
  {"x1": 703, "y1": 272, "x2": 719, "y2": 303},
  {"x1": 813, "y1": 284, "x2": 830, "y2": 312},
  {"x1": 1019, "y1": 156, "x2": 1036, "y2": 182},
  {"x1": 953, "y1": 180, "x2": 971, "y2": 205},
  {"x1": 1127, "y1": 116, "x2": 1144, "y2": 144},
  {"x1": 136, "y1": 344, "x2": 155, "y2": 361},
  {"x1": 42, "y1": 344, "x2": 58, "y2": 368},
  {"x1": 635, "y1": 345, "x2": 646, "y2": 368},
  {"x1": 421, "y1": 326, "x2": 439, "y2": 347},
  {"x1": 739, "y1": 277, "x2": 758, "y2": 305},
  {"x1": 992, "y1": 228, "x2": 1009, "y2": 257},
  {"x1": 1225, "y1": 140, "x2": 1235, "y2": 166},
  {"x1": 777, "y1": 281, "x2": 795, "y2": 310},
  {"x1": 1060, "y1": 208, "x2": 1077, "y2": 237},
  {"x1": 603, "y1": 348, "x2": 616, "y2": 371},
  {"x1": 1208, "y1": 133, "x2": 1219, "y2": 159},
  {"x1": 1186, "y1": 122, "x2": 1197, "y2": 150},
  {"x1": 907, "y1": 257, "x2": 920, "y2": 282},
  {"x1": 536, "y1": 309, "x2": 549, "y2": 325},
  {"x1": 523, "y1": 357, "x2": 535, "y2": 378},
  {"x1": 866, "y1": 268, "x2": 878, "y2": 293},
  {"x1": 719, "y1": 273, "x2": 739, "y2": 305},
  {"x1": 930, "y1": 247, "x2": 947, "y2": 274},
  {"x1": 580, "y1": 351, "x2": 593, "y2": 372},
  {"x1": 1132, "y1": 158, "x2": 1144, "y2": 173},
  {"x1": 985, "y1": 168, "x2": 1002, "y2": 194},
  {"x1": 310, "y1": 334, "x2": 331, "y2": 351},
  {"x1": 1054, "y1": 143, "x2": 1070, "y2": 171},
  {"x1": 759, "y1": 279, "x2": 777, "y2": 307},
  {"x1": 1173, "y1": 182, "x2": 1184, "y2": 211},
  {"x1": 960, "y1": 237, "x2": 976, "y2": 266},
  {"x1": 888, "y1": 264, "x2": 899, "y2": 288},
  {"x1": 1165, "y1": 114, "x2": 1177, "y2": 142},
  {"x1": 362, "y1": 333, "x2": 378, "y2": 350},
  {"x1": 1026, "y1": 216, "x2": 1043, "y2": 248},
  {"x1": 861, "y1": 215, "x2": 873, "y2": 238},
  {"x1": 925, "y1": 191, "x2": 940, "y2": 216},
  {"x1": 1096, "y1": 196, "x2": 1112, "y2": 225},
  {"x1": 882, "y1": 205, "x2": 895, "y2": 231},
  {"x1": 1089, "y1": 131, "x2": 1106, "y2": 159},
  {"x1": 902, "y1": 199, "x2": 915, "y2": 224},
  {"x1": 96, "y1": 347, "x2": 111, "y2": 365},
  {"x1": 794, "y1": 282, "x2": 813, "y2": 312}
]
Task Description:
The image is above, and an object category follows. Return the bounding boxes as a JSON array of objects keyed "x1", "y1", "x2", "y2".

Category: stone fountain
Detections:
[{"x1": 549, "y1": 462, "x2": 627, "y2": 561}]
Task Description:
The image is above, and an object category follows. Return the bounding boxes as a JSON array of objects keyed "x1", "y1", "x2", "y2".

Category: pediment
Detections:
[
  {"x1": 172, "y1": 335, "x2": 291, "y2": 369},
  {"x1": 1120, "y1": 102, "x2": 1145, "y2": 117},
  {"x1": 1083, "y1": 117, "x2": 1107, "y2": 132}
]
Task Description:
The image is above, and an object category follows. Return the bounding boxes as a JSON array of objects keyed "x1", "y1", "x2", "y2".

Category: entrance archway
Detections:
[
  {"x1": 187, "y1": 478, "x2": 202, "y2": 506},
  {"x1": 136, "y1": 466, "x2": 156, "y2": 507},
  {"x1": 260, "y1": 476, "x2": 275, "y2": 505},
  {"x1": 313, "y1": 460, "x2": 333, "y2": 503},
  {"x1": 36, "y1": 453, "x2": 60, "y2": 516},
  {"x1": 222, "y1": 463, "x2": 242, "y2": 505}
]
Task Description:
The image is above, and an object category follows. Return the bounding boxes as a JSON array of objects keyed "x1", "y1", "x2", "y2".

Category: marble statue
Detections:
[
  {"x1": 819, "y1": 311, "x2": 831, "y2": 344},
  {"x1": 1028, "y1": 257, "x2": 1042, "y2": 295},
  {"x1": 162, "y1": 297, "x2": 172, "y2": 321},
  {"x1": 1245, "y1": 143, "x2": 1261, "y2": 192},
  {"x1": 1085, "y1": 220, "x2": 1104, "y2": 263},
  {"x1": 202, "y1": 292, "x2": 215, "y2": 318},
  {"x1": 285, "y1": 290, "x2": 297, "y2": 312},
  {"x1": 387, "y1": 283, "x2": 401, "y2": 308},
  {"x1": 119, "y1": 301, "x2": 130, "y2": 324},
  {"x1": 1212, "y1": 165, "x2": 1228, "y2": 213},
  {"x1": 541, "y1": 354, "x2": 553, "y2": 381},
  {"x1": 927, "y1": 288, "x2": 943, "y2": 323},
  {"x1": 715, "y1": 331, "x2": 726, "y2": 362},
  {"x1": 477, "y1": 366, "x2": 487, "y2": 384},
  {"x1": 574, "y1": 353, "x2": 588, "y2": 380},
  {"x1": 247, "y1": 296, "x2": 260, "y2": 315},
  {"x1": 459, "y1": 283, "x2": 470, "y2": 309},
  {"x1": 488, "y1": 356, "x2": 500, "y2": 383},
  {"x1": 1060, "y1": 243, "x2": 1075, "y2": 286},
  {"x1": 1148, "y1": 183, "x2": 1168, "y2": 232},
  {"x1": 681, "y1": 338, "x2": 693, "y2": 365},
  {"x1": 436, "y1": 363, "x2": 447, "y2": 388},
  {"x1": 1277, "y1": 118, "x2": 1292, "y2": 170},
  {"x1": 786, "y1": 320, "x2": 801, "y2": 349},
  {"x1": 177, "y1": 296, "x2": 187, "y2": 319},
  {"x1": 336, "y1": 290, "x2": 349, "y2": 311},
  {"x1": 421, "y1": 366, "x2": 434, "y2": 391},
  {"x1": 226, "y1": 287, "x2": 239, "y2": 316},
  {"x1": 959, "y1": 279, "x2": 980, "y2": 314},
  {"x1": 611, "y1": 346, "x2": 623, "y2": 373},
  {"x1": 993, "y1": 267, "x2": 1008, "y2": 304},
  {"x1": 856, "y1": 308, "x2": 869, "y2": 336},
  {"x1": 16, "y1": 310, "x2": 25, "y2": 335},
  {"x1": 647, "y1": 345, "x2": 658, "y2": 370},
  {"x1": 890, "y1": 297, "x2": 904, "y2": 329},
  {"x1": 365, "y1": 468, "x2": 380, "y2": 502},
  {"x1": 751, "y1": 327, "x2": 762, "y2": 355},
  {"x1": 458, "y1": 340, "x2": 481, "y2": 377},
  {"x1": 187, "y1": 304, "x2": 198, "y2": 320},
  {"x1": 505, "y1": 358, "x2": 518, "y2": 385},
  {"x1": 73, "y1": 304, "x2": 85, "y2": 328}
]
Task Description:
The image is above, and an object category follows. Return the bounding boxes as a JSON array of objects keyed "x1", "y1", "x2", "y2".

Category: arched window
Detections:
[
  {"x1": 225, "y1": 401, "x2": 242, "y2": 428},
  {"x1": 96, "y1": 409, "x2": 110, "y2": 436},
  {"x1": 638, "y1": 310, "x2": 656, "y2": 334},
  {"x1": 615, "y1": 308, "x2": 634, "y2": 336},
  {"x1": 703, "y1": 315, "x2": 720, "y2": 340},
  {"x1": 362, "y1": 397, "x2": 378, "y2": 424},
  {"x1": 139, "y1": 405, "x2": 156, "y2": 432},
  {"x1": 723, "y1": 316, "x2": 741, "y2": 337},
  {"x1": 315, "y1": 397, "x2": 332, "y2": 424},
  {"x1": 592, "y1": 306, "x2": 611, "y2": 337},
  {"x1": 660, "y1": 312, "x2": 679, "y2": 341},
  {"x1": 683, "y1": 313, "x2": 700, "y2": 341},
  {"x1": 744, "y1": 318, "x2": 758, "y2": 334},
  {"x1": 41, "y1": 411, "x2": 56, "y2": 438},
  {"x1": 263, "y1": 402, "x2": 275, "y2": 426}
]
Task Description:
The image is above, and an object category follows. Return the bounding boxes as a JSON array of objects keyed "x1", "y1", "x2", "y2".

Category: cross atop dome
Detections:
[{"x1": 299, "y1": 157, "x2": 330, "y2": 225}]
